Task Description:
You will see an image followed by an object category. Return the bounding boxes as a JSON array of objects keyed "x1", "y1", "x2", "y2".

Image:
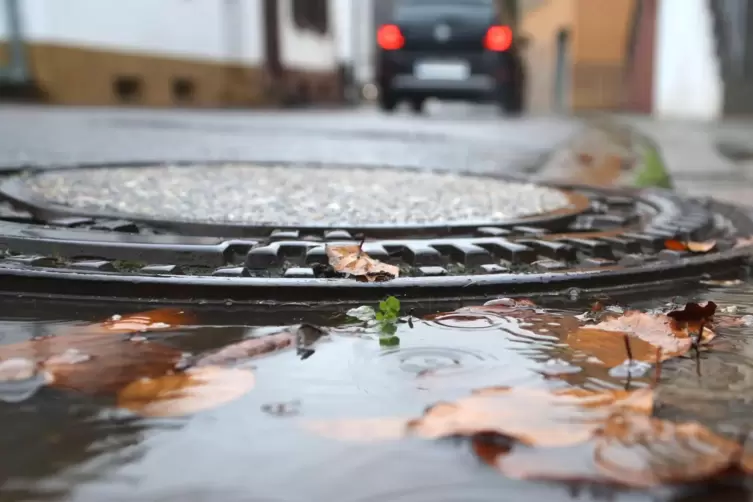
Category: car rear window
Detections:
[{"x1": 395, "y1": 0, "x2": 494, "y2": 17}]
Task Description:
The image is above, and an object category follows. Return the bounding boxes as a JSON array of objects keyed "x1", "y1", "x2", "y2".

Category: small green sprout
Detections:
[
  {"x1": 377, "y1": 296, "x2": 401, "y2": 346},
  {"x1": 345, "y1": 296, "x2": 402, "y2": 346}
]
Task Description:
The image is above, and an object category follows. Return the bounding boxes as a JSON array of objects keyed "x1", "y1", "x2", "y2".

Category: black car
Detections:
[{"x1": 375, "y1": 0, "x2": 525, "y2": 114}]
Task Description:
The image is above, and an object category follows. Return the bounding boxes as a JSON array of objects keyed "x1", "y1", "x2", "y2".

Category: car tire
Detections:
[
  {"x1": 378, "y1": 91, "x2": 398, "y2": 113},
  {"x1": 496, "y1": 86, "x2": 524, "y2": 117},
  {"x1": 409, "y1": 98, "x2": 426, "y2": 114}
]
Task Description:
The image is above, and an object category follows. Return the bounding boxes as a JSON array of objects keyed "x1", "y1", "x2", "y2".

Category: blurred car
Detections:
[{"x1": 375, "y1": 0, "x2": 525, "y2": 115}]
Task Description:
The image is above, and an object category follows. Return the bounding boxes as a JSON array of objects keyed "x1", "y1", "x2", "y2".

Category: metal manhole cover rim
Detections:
[
  {"x1": 0, "y1": 243, "x2": 749, "y2": 304},
  {"x1": 0, "y1": 160, "x2": 592, "y2": 234}
]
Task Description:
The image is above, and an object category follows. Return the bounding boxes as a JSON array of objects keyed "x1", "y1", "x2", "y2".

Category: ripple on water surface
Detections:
[{"x1": 2, "y1": 291, "x2": 753, "y2": 501}]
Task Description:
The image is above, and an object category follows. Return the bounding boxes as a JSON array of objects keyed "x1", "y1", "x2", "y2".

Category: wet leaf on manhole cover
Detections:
[
  {"x1": 117, "y1": 366, "x2": 255, "y2": 418},
  {"x1": 326, "y1": 244, "x2": 399, "y2": 282},
  {"x1": 664, "y1": 239, "x2": 717, "y2": 254}
]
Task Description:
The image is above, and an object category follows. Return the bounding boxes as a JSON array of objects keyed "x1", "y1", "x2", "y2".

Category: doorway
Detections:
[
  {"x1": 0, "y1": 0, "x2": 29, "y2": 84},
  {"x1": 263, "y1": 0, "x2": 282, "y2": 80},
  {"x1": 553, "y1": 28, "x2": 571, "y2": 112}
]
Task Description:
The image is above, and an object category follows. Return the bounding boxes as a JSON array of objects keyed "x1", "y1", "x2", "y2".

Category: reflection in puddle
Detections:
[{"x1": 0, "y1": 288, "x2": 753, "y2": 501}]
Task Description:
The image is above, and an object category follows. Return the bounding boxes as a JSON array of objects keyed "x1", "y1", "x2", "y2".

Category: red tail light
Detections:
[
  {"x1": 377, "y1": 24, "x2": 404, "y2": 51},
  {"x1": 484, "y1": 25, "x2": 513, "y2": 52}
]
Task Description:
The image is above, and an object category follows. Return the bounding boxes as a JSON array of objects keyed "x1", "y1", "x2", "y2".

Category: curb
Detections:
[{"x1": 533, "y1": 117, "x2": 673, "y2": 190}]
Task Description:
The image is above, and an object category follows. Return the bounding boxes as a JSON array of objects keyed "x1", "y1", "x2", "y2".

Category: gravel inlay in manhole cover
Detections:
[{"x1": 20, "y1": 164, "x2": 572, "y2": 226}]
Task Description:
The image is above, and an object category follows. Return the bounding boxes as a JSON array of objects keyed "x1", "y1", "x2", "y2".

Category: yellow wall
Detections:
[
  {"x1": 521, "y1": 0, "x2": 636, "y2": 112},
  {"x1": 520, "y1": 0, "x2": 575, "y2": 113},
  {"x1": 572, "y1": 0, "x2": 635, "y2": 110}
]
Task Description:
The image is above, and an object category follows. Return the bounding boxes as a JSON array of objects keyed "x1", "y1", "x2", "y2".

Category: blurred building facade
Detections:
[
  {"x1": 0, "y1": 0, "x2": 348, "y2": 107},
  {"x1": 522, "y1": 0, "x2": 753, "y2": 120},
  {"x1": 519, "y1": 0, "x2": 636, "y2": 114},
  {"x1": 633, "y1": 0, "x2": 753, "y2": 120}
]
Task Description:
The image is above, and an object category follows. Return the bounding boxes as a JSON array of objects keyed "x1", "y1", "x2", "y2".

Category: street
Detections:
[{"x1": 0, "y1": 104, "x2": 579, "y2": 175}]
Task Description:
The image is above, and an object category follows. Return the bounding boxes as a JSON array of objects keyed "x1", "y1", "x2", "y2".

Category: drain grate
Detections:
[{"x1": 0, "y1": 163, "x2": 750, "y2": 304}]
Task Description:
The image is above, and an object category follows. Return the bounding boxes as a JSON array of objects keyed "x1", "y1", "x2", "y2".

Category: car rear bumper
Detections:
[
  {"x1": 390, "y1": 75, "x2": 496, "y2": 99},
  {"x1": 377, "y1": 50, "x2": 517, "y2": 99}
]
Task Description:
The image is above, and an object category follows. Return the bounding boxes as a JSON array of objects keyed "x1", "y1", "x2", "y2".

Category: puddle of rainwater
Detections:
[{"x1": 1, "y1": 285, "x2": 753, "y2": 502}]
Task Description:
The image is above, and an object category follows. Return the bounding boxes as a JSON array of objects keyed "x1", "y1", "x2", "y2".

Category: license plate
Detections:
[{"x1": 414, "y1": 61, "x2": 470, "y2": 80}]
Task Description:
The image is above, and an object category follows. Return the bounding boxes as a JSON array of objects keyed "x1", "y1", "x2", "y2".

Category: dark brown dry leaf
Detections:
[
  {"x1": 571, "y1": 311, "x2": 715, "y2": 367},
  {"x1": 667, "y1": 301, "x2": 717, "y2": 323},
  {"x1": 594, "y1": 413, "x2": 741, "y2": 488},
  {"x1": 664, "y1": 240, "x2": 717, "y2": 254},
  {"x1": 325, "y1": 244, "x2": 399, "y2": 282},
  {"x1": 0, "y1": 333, "x2": 185, "y2": 395},
  {"x1": 117, "y1": 366, "x2": 255, "y2": 418}
]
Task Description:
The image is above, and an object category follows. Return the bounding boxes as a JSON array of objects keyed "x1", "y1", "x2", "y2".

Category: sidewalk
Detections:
[
  {"x1": 536, "y1": 114, "x2": 753, "y2": 206},
  {"x1": 620, "y1": 116, "x2": 753, "y2": 204}
]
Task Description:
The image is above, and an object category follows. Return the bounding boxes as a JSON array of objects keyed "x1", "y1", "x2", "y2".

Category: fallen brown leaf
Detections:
[
  {"x1": 325, "y1": 244, "x2": 399, "y2": 282},
  {"x1": 408, "y1": 386, "x2": 653, "y2": 447},
  {"x1": 0, "y1": 332, "x2": 185, "y2": 395},
  {"x1": 475, "y1": 438, "x2": 609, "y2": 485},
  {"x1": 664, "y1": 240, "x2": 717, "y2": 254},
  {"x1": 79, "y1": 308, "x2": 197, "y2": 335},
  {"x1": 195, "y1": 324, "x2": 327, "y2": 367},
  {"x1": 667, "y1": 301, "x2": 717, "y2": 338},
  {"x1": 594, "y1": 413, "x2": 741, "y2": 488},
  {"x1": 196, "y1": 331, "x2": 295, "y2": 367},
  {"x1": 473, "y1": 413, "x2": 743, "y2": 488},
  {"x1": 117, "y1": 366, "x2": 255, "y2": 418},
  {"x1": 302, "y1": 387, "x2": 654, "y2": 448},
  {"x1": 571, "y1": 310, "x2": 714, "y2": 367}
]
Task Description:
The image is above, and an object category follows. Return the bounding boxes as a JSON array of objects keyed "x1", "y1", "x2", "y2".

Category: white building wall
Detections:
[
  {"x1": 653, "y1": 0, "x2": 723, "y2": 120},
  {"x1": 330, "y1": 0, "x2": 376, "y2": 83},
  {"x1": 0, "y1": 2, "x2": 7, "y2": 41},
  {"x1": 278, "y1": 0, "x2": 337, "y2": 71},
  {"x1": 17, "y1": 0, "x2": 264, "y2": 65}
]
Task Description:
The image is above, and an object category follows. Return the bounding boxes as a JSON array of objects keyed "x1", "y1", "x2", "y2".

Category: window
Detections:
[
  {"x1": 292, "y1": 0, "x2": 328, "y2": 35},
  {"x1": 113, "y1": 76, "x2": 143, "y2": 103}
]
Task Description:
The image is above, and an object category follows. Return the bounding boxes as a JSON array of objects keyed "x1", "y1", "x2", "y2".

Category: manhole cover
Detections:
[
  {"x1": 0, "y1": 162, "x2": 750, "y2": 304},
  {"x1": 20, "y1": 164, "x2": 573, "y2": 226}
]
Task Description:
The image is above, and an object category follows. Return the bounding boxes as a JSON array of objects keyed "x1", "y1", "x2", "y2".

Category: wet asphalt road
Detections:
[{"x1": 0, "y1": 103, "x2": 579, "y2": 174}]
